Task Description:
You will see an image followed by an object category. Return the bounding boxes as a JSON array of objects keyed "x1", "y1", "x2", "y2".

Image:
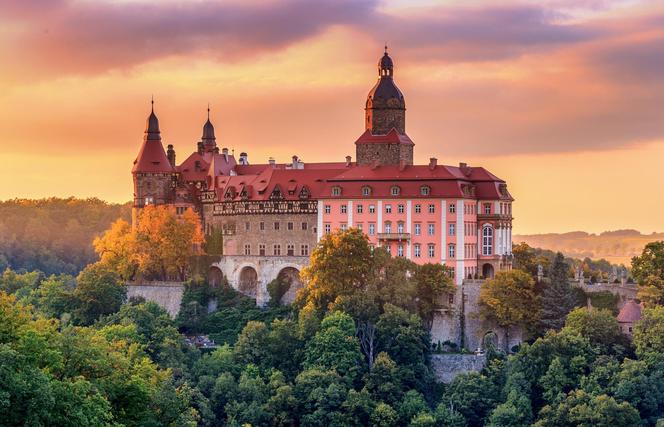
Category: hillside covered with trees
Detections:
[
  {"x1": 0, "y1": 198, "x2": 131, "y2": 275},
  {"x1": 3, "y1": 210, "x2": 664, "y2": 425}
]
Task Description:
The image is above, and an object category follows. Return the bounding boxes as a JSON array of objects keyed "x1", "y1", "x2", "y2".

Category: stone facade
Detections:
[
  {"x1": 356, "y1": 142, "x2": 413, "y2": 166},
  {"x1": 127, "y1": 282, "x2": 185, "y2": 318},
  {"x1": 132, "y1": 172, "x2": 173, "y2": 225},
  {"x1": 366, "y1": 103, "x2": 405, "y2": 135},
  {"x1": 430, "y1": 354, "x2": 487, "y2": 383}
]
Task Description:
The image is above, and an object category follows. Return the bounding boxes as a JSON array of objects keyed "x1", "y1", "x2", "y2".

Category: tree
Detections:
[
  {"x1": 632, "y1": 241, "x2": 664, "y2": 306},
  {"x1": 300, "y1": 228, "x2": 374, "y2": 313},
  {"x1": 72, "y1": 263, "x2": 126, "y2": 325},
  {"x1": 93, "y1": 218, "x2": 137, "y2": 281},
  {"x1": 442, "y1": 372, "x2": 499, "y2": 427},
  {"x1": 480, "y1": 270, "x2": 540, "y2": 350},
  {"x1": 413, "y1": 263, "x2": 455, "y2": 330},
  {"x1": 371, "y1": 402, "x2": 398, "y2": 427},
  {"x1": 534, "y1": 390, "x2": 640, "y2": 427},
  {"x1": 563, "y1": 307, "x2": 625, "y2": 351},
  {"x1": 540, "y1": 253, "x2": 575, "y2": 331},
  {"x1": 304, "y1": 311, "x2": 363, "y2": 380},
  {"x1": 633, "y1": 306, "x2": 664, "y2": 360},
  {"x1": 487, "y1": 390, "x2": 533, "y2": 427}
]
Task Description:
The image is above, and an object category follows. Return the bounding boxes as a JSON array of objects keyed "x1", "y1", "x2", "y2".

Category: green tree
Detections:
[
  {"x1": 534, "y1": 390, "x2": 640, "y2": 427},
  {"x1": 371, "y1": 402, "x2": 399, "y2": 427},
  {"x1": 540, "y1": 253, "x2": 575, "y2": 331},
  {"x1": 480, "y1": 270, "x2": 540, "y2": 350},
  {"x1": 633, "y1": 306, "x2": 664, "y2": 360},
  {"x1": 632, "y1": 241, "x2": 664, "y2": 306},
  {"x1": 413, "y1": 263, "x2": 455, "y2": 330},
  {"x1": 434, "y1": 402, "x2": 466, "y2": 427},
  {"x1": 564, "y1": 307, "x2": 625, "y2": 352},
  {"x1": 487, "y1": 389, "x2": 533, "y2": 427},
  {"x1": 72, "y1": 263, "x2": 126, "y2": 325},
  {"x1": 442, "y1": 372, "x2": 499, "y2": 427}
]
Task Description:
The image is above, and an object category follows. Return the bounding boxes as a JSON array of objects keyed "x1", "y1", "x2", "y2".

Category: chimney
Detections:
[
  {"x1": 222, "y1": 147, "x2": 229, "y2": 155},
  {"x1": 197, "y1": 141, "x2": 204, "y2": 154},
  {"x1": 345, "y1": 155, "x2": 352, "y2": 167},
  {"x1": 214, "y1": 147, "x2": 220, "y2": 154},
  {"x1": 292, "y1": 155, "x2": 298, "y2": 169},
  {"x1": 428, "y1": 157, "x2": 437, "y2": 170},
  {"x1": 239, "y1": 152, "x2": 248, "y2": 165},
  {"x1": 399, "y1": 159, "x2": 407, "y2": 171},
  {"x1": 459, "y1": 162, "x2": 471, "y2": 176},
  {"x1": 269, "y1": 157, "x2": 276, "y2": 168},
  {"x1": 167, "y1": 144, "x2": 176, "y2": 167}
]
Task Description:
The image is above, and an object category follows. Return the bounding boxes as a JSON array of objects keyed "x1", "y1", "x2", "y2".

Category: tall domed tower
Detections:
[
  {"x1": 356, "y1": 47, "x2": 414, "y2": 166},
  {"x1": 131, "y1": 101, "x2": 174, "y2": 226}
]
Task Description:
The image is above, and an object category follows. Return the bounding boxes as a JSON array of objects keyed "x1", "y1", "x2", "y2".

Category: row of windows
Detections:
[
  {"x1": 325, "y1": 203, "x2": 445, "y2": 215},
  {"x1": 244, "y1": 243, "x2": 309, "y2": 257},
  {"x1": 332, "y1": 185, "x2": 431, "y2": 197},
  {"x1": 252, "y1": 221, "x2": 310, "y2": 231}
]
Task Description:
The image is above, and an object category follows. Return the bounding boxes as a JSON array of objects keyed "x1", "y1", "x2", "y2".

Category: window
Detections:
[
  {"x1": 259, "y1": 244, "x2": 266, "y2": 256},
  {"x1": 340, "y1": 205, "x2": 347, "y2": 214},
  {"x1": 324, "y1": 223, "x2": 331, "y2": 234},
  {"x1": 428, "y1": 244, "x2": 435, "y2": 258},
  {"x1": 369, "y1": 205, "x2": 376, "y2": 214},
  {"x1": 260, "y1": 221, "x2": 265, "y2": 231},
  {"x1": 301, "y1": 222, "x2": 308, "y2": 230},
  {"x1": 287, "y1": 222, "x2": 294, "y2": 230},
  {"x1": 356, "y1": 223, "x2": 363, "y2": 231},
  {"x1": 484, "y1": 203, "x2": 491, "y2": 215},
  {"x1": 362, "y1": 186, "x2": 371, "y2": 196},
  {"x1": 384, "y1": 222, "x2": 392, "y2": 233},
  {"x1": 448, "y1": 244, "x2": 456, "y2": 258},
  {"x1": 415, "y1": 204, "x2": 421, "y2": 213},
  {"x1": 449, "y1": 204, "x2": 456, "y2": 214},
  {"x1": 420, "y1": 186, "x2": 430, "y2": 196},
  {"x1": 398, "y1": 204, "x2": 405, "y2": 213},
  {"x1": 357, "y1": 204, "x2": 363, "y2": 214},
  {"x1": 324, "y1": 205, "x2": 331, "y2": 214},
  {"x1": 244, "y1": 244, "x2": 251, "y2": 255},
  {"x1": 414, "y1": 244, "x2": 421, "y2": 258},
  {"x1": 245, "y1": 222, "x2": 250, "y2": 231},
  {"x1": 482, "y1": 225, "x2": 494, "y2": 255},
  {"x1": 397, "y1": 244, "x2": 404, "y2": 257},
  {"x1": 391, "y1": 186, "x2": 400, "y2": 196},
  {"x1": 301, "y1": 244, "x2": 309, "y2": 256},
  {"x1": 385, "y1": 244, "x2": 392, "y2": 255},
  {"x1": 332, "y1": 186, "x2": 341, "y2": 196},
  {"x1": 414, "y1": 223, "x2": 421, "y2": 236},
  {"x1": 145, "y1": 196, "x2": 154, "y2": 205},
  {"x1": 397, "y1": 222, "x2": 404, "y2": 233},
  {"x1": 428, "y1": 223, "x2": 435, "y2": 236},
  {"x1": 369, "y1": 223, "x2": 376, "y2": 235},
  {"x1": 176, "y1": 206, "x2": 185, "y2": 215},
  {"x1": 449, "y1": 223, "x2": 455, "y2": 236},
  {"x1": 428, "y1": 204, "x2": 435, "y2": 213},
  {"x1": 274, "y1": 222, "x2": 280, "y2": 231},
  {"x1": 273, "y1": 244, "x2": 281, "y2": 256},
  {"x1": 340, "y1": 223, "x2": 348, "y2": 231},
  {"x1": 385, "y1": 204, "x2": 392, "y2": 214},
  {"x1": 287, "y1": 244, "x2": 294, "y2": 256}
]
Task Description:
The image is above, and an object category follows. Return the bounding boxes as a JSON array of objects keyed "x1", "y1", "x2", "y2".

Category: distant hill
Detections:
[
  {"x1": 0, "y1": 198, "x2": 131, "y2": 275},
  {"x1": 513, "y1": 230, "x2": 664, "y2": 266}
]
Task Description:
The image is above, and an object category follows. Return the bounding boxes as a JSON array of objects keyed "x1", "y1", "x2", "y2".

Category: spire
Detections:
[
  {"x1": 202, "y1": 104, "x2": 216, "y2": 150},
  {"x1": 133, "y1": 100, "x2": 173, "y2": 173},
  {"x1": 379, "y1": 45, "x2": 393, "y2": 78},
  {"x1": 145, "y1": 97, "x2": 160, "y2": 140}
]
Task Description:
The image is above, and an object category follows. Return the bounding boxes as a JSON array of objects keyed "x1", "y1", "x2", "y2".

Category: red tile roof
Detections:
[
  {"x1": 132, "y1": 138, "x2": 174, "y2": 173},
  {"x1": 617, "y1": 300, "x2": 643, "y2": 323}
]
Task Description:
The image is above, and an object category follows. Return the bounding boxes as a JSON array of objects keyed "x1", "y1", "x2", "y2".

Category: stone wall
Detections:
[
  {"x1": 356, "y1": 142, "x2": 413, "y2": 166},
  {"x1": 430, "y1": 354, "x2": 487, "y2": 383},
  {"x1": 430, "y1": 280, "x2": 524, "y2": 353},
  {"x1": 572, "y1": 281, "x2": 638, "y2": 310},
  {"x1": 127, "y1": 282, "x2": 185, "y2": 318}
]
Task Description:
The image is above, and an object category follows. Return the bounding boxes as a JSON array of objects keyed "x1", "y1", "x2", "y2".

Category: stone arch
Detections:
[
  {"x1": 208, "y1": 266, "x2": 224, "y2": 287},
  {"x1": 482, "y1": 330, "x2": 498, "y2": 351},
  {"x1": 238, "y1": 266, "x2": 259, "y2": 298},
  {"x1": 277, "y1": 267, "x2": 303, "y2": 305},
  {"x1": 482, "y1": 263, "x2": 495, "y2": 279}
]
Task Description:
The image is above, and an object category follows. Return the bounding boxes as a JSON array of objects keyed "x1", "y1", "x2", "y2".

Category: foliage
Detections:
[
  {"x1": 563, "y1": 307, "x2": 626, "y2": 352},
  {"x1": 632, "y1": 241, "x2": 664, "y2": 305},
  {"x1": 587, "y1": 291, "x2": 620, "y2": 315},
  {"x1": 540, "y1": 253, "x2": 575, "y2": 331},
  {"x1": 534, "y1": 390, "x2": 641, "y2": 427},
  {"x1": 94, "y1": 204, "x2": 204, "y2": 281},
  {"x1": 633, "y1": 306, "x2": 664, "y2": 361},
  {"x1": 480, "y1": 269, "x2": 540, "y2": 349},
  {"x1": 0, "y1": 197, "x2": 131, "y2": 275},
  {"x1": 72, "y1": 263, "x2": 126, "y2": 325},
  {"x1": 267, "y1": 277, "x2": 291, "y2": 307}
]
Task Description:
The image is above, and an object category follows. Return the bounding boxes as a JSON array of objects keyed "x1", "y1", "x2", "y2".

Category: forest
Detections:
[{"x1": 2, "y1": 203, "x2": 664, "y2": 426}]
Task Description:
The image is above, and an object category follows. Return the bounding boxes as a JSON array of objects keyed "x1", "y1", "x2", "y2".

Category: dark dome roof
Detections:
[
  {"x1": 367, "y1": 78, "x2": 404, "y2": 104},
  {"x1": 379, "y1": 52, "x2": 393, "y2": 69},
  {"x1": 145, "y1": 110, "x2": 160, "y2": 140},
  {"x1": 202, "y1": 118, "x2": 215, "y2": 141}
]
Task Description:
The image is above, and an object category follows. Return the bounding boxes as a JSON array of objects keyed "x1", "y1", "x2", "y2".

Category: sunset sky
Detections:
[{"x1": 2, "y1": 0, "x2": 663, "y2": 234}]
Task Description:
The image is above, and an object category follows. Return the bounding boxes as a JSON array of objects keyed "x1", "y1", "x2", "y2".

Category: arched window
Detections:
[
  {"x1": 332, "y1": 186, "x2": 342, "y2": 196},
  {"x1": 362, "y1": 186, "x2": 372, "y2": 196},
  {"x1": 482, "y1": 225, "x2": 494, "y2": 256},
  {"x1": 420, "y1": 185, "x2": 430, "y2": 196},
  {"x1": 390, "y1": 186, "x2": 400, "y2": 196}
]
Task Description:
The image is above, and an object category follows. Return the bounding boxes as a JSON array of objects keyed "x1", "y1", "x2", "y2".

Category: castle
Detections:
[{"x1": 131, "y1": 48, "x2": 514, "y2": 310}]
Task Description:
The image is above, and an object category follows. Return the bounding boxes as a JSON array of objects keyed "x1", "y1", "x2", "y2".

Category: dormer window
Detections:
[
  {"x1": 332, "y1": 186, "x2": 342, "y2": 196},
  {"x1": 362, "y1": 186, "x2": 372, "y2": 197},
  {"x1": 299, "y1": 186, "x2": 310, "y2": 199},
  {"x1": 420, "y1": 186, "x2": 431, "y2": 196},
  {"x1": 194, "y1": 161, "x2": 201, "y2": 172},
  {"x1": 390, "y1": 186, "x2": 400, "y2": 196}
]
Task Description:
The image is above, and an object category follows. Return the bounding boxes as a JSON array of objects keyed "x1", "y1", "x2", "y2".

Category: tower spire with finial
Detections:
[{"x1": 151, "y1": 94, "x2": 154, "y2": 112}]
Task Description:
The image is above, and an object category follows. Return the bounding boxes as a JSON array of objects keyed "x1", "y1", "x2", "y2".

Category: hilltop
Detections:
[{"x1": 513, "y1": 229, "x2": 664, "y2": 265}]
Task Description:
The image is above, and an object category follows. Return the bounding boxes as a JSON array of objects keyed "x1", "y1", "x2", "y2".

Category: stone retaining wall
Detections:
[
  {"x1": 127, "y1": 282, "x2": 185, "y2": 318},
  {"x1": 430, "y1": 354, "x2": 487, "y2": 383}
]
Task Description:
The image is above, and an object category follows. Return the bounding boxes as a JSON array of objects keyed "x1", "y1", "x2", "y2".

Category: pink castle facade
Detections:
[{"x1": 131, "y1": 49, "x2": 514, "y2": 297}]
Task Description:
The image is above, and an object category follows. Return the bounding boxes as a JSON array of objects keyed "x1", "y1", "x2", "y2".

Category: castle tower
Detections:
[
  {"x1": 131, "y1": 100, "x2": 174, "y2": 226},
  {"x1": 201, "y1": 105, "x2": 217, "y2": 153},
  {"x1": 356, "y1": 47, "x2": 414, "y2": 166}
]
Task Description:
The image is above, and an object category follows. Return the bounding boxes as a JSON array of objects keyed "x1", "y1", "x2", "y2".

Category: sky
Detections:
[{"x1": 1, "y1": 0, "x2": 663, "y2": 234}]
